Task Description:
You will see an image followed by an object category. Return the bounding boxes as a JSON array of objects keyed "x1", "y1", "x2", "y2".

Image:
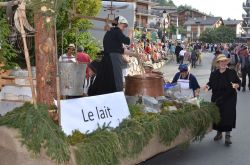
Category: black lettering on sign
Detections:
[
  {"x1": 106, "y1": 107, "x2": 112, "y2": 117},
  {"x1": 96, "y1": 106, "x2": 113, "y2": 119},
  {"x1": 99, "y1": 109, "x2": 106, "y2": 119},
  {"x1": 96, "y1": 107, "x2": 100, "y2": 119},
  {"x1": 81, "y1": 109, "x2": 89, "y2": 122},
  {"x1": 82, "y1": 109, "x2": 95, "y2": 122},
  {"x1": 88, "y1": 111, "x2": 94, "y2": 121}
]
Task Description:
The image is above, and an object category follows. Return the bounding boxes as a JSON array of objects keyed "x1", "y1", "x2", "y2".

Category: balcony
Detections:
[
  {"x1": 136, "y1": 8, "x2": 157, "y2": 17},
  {"x1": 243, "y1": 2, "x2": 250, "y2": 10},
  {"x1": 241, "y1": 33, "x2": 250, "y2": 39},
  {"x1": 242, "y1": 14, "x2": 250, "y2": 18},
  {"x1": 242, "y1": 24, "x2": 250, "y2": 29},
  {"x1": 137, "y1": 0, "x2": 158, "y2": 5}
]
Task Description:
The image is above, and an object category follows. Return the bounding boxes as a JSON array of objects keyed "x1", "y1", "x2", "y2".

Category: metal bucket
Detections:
[
  {"x1": 125, "y1": 74, "x2": 164, "y2": 97},
  {"x1": 59, "y1": 62, "x2": 87, "y2": 96}
]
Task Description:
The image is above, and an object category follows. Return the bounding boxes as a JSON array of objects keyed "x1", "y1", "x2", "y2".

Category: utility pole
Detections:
[{"x1": 176, "y1": 17, "x2": 179, "y2": 40}]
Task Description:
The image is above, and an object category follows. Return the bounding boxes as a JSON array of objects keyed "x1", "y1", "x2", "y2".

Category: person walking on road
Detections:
[
  {"x1": 227, "y1": 47, "x2": 240, "y2": 72},
  {"x1": 205, "y1": 54, "x2": 241, "y2": 145},
  {"x1": 191, "y1": 48, "x2": 198, "y2": 68},
  {"x1": 179, "y1": 48, "x2": 186, "y2": 64},
  {"x1": 239, "y1": 46, "x2": 250, "y2": 92},
  {"x1": 175, "y1": 43, "x2": 183, "y2": 64}
]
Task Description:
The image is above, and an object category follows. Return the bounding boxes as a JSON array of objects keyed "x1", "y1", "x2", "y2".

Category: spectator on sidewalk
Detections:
[
  {"x1": 83, "y1": 60, "x2": 100, "y2": 96},
  {"x1": 76, "y1": 46, "x2": 91, "y2": 77},
  {"x1": 59, "y1": 43, "x2": 76, "y2": 62}
]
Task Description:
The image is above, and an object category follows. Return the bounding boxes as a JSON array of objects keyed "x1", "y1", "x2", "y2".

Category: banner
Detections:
[{"x1": 58, "y1": 92, "x2": 130, "y2": 135}]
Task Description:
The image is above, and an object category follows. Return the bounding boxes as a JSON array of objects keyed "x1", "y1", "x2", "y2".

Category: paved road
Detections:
[{"x1": 142, "y1": 53, "x2": 250, "y2": 165}]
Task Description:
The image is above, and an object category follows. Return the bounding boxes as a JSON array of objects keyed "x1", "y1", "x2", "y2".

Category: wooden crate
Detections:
[{"x1": 0, "y1": 70, "x2": 15, "y2": 90}]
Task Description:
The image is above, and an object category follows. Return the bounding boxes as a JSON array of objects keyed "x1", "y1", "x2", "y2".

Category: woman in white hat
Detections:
[
  {"x1": 205, "y1": 54, "x2": 241, "y2": 145},
  {"x1": 96, "y1": 15, "x2": 133, "y2": 94}
]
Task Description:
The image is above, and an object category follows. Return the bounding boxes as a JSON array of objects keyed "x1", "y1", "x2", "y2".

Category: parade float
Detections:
[
  {"x1": 0, "y1": 99, "x2": 220, "y2": 165},
  {"x1": 0, "y1": 0, "x2": 220, "y2": 165}
]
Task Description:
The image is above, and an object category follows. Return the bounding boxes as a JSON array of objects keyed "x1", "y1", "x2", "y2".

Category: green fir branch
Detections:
[{"x1": 0, "y1": 103, "x2": 70, "y2": 163}]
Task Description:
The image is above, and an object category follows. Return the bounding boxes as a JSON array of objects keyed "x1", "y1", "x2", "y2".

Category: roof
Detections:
[
  {"x1": 223, "y1": 20, "x2": 242, "y2": 25},
  {"x1": 103, "y1": 0, "x2": 135, "y2": 2},
  {"x1": 151, "y1": 5, "x2": 177, "y2": 10},
  {"x1": 184, "y1": 17, "x2": 222, "y2": 26},
  {"x1": 178, "y1": 8, "x2": 208, "y2": 16}
]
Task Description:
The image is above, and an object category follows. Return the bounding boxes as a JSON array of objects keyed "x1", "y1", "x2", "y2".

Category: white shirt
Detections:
[
  {"x1": 59, "y1": 54, "x2": 76, "y2": 62},
  {"x1": 179, "y1": 50, "x2": 186, "y2": 56}
]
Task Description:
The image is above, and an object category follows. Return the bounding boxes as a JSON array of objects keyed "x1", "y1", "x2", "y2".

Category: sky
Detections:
[{"x1": 172, "y1": 0, "x2": 246, "y2": 20}]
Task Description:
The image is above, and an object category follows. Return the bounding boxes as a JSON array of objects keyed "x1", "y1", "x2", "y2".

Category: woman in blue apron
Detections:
[{"x1": 171, "y1": 64, "x2": 200, "y2": 98}]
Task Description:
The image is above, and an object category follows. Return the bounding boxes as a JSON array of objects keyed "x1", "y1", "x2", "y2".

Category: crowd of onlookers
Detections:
[
  {"x1": 210, "y1": 43, "x2": 250, "y2": 92},
  {"x1": 59, "y1": 33, "x2": 250, "y2": 94}
]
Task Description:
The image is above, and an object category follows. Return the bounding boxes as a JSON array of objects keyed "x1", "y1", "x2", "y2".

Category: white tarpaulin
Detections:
[{"x1": 58, "y1": 92, "x2": 130, "y2": 135}]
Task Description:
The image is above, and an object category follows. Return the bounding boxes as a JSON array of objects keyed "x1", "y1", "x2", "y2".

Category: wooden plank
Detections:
[
  {"x1": 73, "y1": 14, "x2": 116, "y2": 23},
  {"x1": 1, "y1": 99, "x2": 28, "y2": 103},
  {"x1": 18, "y1": 7, "x2": 37, "y2": 108},
  {"x1": 2, "y1": 84, "x2": 35, "y2": 87},
  {"x1": 0, "y1": 1, "x2": 19, "y2": 7},
  {"x1": 1, "y1": 76, "x2": 16, "y2": 79}
]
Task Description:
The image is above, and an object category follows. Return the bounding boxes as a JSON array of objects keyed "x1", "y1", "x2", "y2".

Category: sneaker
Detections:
[
  {"x1": 225, "y1": 135, "x2": 232, "y2": 145},
  {"x1": 242, "y1": 87, "x2": 246, "y2": 92},
  {"x1": 214, "y1": 132, "x2": 222, "y2": 141}
]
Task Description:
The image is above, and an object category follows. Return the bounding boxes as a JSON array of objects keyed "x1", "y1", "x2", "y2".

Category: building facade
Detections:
[
  {"x1": 184, "y1": 17, "x2": 223, "y2": 41},
  {"x1": 169, "y1": 9, "x2": 208, "y2": 27},
  {"x1": 135, "y1": 0, "x2": 158, "y2": 30},
  {"x1": 242, "y1": 0, "x2": 250, "y2": 42},
  {"x1": 224, "y1": 20, "x2": 244, "y2": 38}
]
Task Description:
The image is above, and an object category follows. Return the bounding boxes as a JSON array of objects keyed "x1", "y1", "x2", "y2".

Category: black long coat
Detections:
[{"x1": 207, "y1": 68, "x2": 241, "y2": 132}]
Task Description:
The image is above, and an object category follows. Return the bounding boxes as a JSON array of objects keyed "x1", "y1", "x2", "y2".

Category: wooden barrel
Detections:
[{"x1": 125, "y1": 74, "x2": 164, "y2": 97}]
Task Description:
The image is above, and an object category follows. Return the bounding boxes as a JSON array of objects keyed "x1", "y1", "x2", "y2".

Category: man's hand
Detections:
[
  {"x1": 194, "y1": 88, "x2": 200, "y2": 97},
  {"x1": 203, "y1": 85, "x2": 209, "y2": 92}
]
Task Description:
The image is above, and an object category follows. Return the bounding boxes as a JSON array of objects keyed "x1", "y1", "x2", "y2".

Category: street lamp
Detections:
[
  {"x1": 195, "y1": 21, "x2": 201, "y2": 41},
  {"x1": 162, "y1": 10, "x2": 167, "y2": 44}
]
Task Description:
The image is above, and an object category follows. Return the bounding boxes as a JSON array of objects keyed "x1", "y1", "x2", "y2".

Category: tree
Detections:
[
  {"x1": 214, "y1": 26, "x2": 236, "y2": 43},
  {"x1": 154, "y1": 0, "x2": 176, "y2": 7},
  {"x1": 56, "y1": 0, "x2": 102, "y2": 58},
  {"x1": 0, "y1": 16, "x2": 17, "y2": 70},
  {"x1": 32, "y1": 0, "x2": 101, "y2": 105},
  {"x1": 0, "y1": 5, "x2": 17, "y2": 70},
  {"x1": 166, "y1": 25, "x2": 176, "y2": 38},
  {"x1": 200, "y1": 28, "x2": 215, "y2": 43},
  {"x1": 178, "y1": 26, "x2": 186, "y2": 36},
  {"x1": 177, "y1": 4, "x2": 202, "y2": 13},
  {"x1": 200, "y1": 26, "x2": 236, "y2": 43},
  {"x1": 166, "y1": 0, "x2": 176, "y2": 7}
]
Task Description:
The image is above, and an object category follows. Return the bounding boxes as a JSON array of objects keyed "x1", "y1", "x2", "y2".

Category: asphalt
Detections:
[{"x1": 142, "y1": 52, "x2": 250, "y2": 165}]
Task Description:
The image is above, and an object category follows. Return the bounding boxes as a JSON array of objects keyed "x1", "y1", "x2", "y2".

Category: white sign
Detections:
[
  {"x1": 177, "y1": 34, "x2": 182, "y2": 40},
  {"x1": 58, "y1": 92, "x2": 130, "y2": 135}
]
